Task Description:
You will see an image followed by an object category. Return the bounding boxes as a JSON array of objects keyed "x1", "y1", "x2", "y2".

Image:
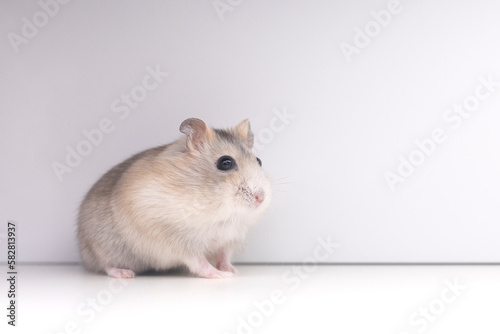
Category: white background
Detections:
[{"x1": 1, "y1": 0, "x2": 499, "y2": 263}]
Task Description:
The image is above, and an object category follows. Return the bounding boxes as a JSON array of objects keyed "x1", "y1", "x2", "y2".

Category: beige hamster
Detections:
[{"x1": 77, "y1": 118, "x2": 272, "y2": 279}]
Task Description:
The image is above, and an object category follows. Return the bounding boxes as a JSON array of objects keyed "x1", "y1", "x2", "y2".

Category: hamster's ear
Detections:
[
  {"x1": 179, "y1": 118, "x2": 213, "y2": 151},
  {"x1": 234, "y1": 119, "x2": 254, "y2": 149}
]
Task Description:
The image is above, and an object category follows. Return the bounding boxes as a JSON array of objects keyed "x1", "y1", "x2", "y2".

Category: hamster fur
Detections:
[{"x1": 77, "y1": 118, "x2": 272, "y2": 279}]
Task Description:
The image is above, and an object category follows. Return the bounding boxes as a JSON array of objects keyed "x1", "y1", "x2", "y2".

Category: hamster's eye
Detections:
[
  {"x1": 217, "y1": 156, "x2": 236, "y2": 171},
  {"x1": 256, "y1": 157, "x2": 262, "y2": 167}
]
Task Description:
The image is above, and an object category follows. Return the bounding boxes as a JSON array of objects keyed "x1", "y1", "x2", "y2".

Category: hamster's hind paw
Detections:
[{"x1": 106, "y1": 267, "x2": 136, "y2": 279}]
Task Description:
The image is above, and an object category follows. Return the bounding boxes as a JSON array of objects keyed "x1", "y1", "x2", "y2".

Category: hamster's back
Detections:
[{"x1": 77, "y1": 145, "x2": 167, "y2": 273}]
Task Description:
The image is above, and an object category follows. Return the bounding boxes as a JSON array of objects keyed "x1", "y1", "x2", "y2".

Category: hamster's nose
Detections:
[{"x1": 254, "y1": 190, "x2": 265, "y2": 204}]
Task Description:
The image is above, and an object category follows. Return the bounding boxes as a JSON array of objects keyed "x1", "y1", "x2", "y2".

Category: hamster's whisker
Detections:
[
  {"x1": 270, "y1": 174, "x2": 293, "y2": 180},
  {"x1": 272, "y1": 181, "x2": 294, "y2": 186}
]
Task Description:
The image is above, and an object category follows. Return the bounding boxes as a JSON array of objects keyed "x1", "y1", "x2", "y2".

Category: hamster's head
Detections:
[{"x1": 178, "y1": 118, "x2": 272, "y2": 218}]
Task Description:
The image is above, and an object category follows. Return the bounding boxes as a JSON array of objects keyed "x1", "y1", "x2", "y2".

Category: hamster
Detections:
[{"x1": 77, "y1": 118, "x2": 272, "y2": 279}]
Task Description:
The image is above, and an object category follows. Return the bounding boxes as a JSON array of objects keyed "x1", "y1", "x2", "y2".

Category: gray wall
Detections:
[{"x1": 1, "y1": 0, "x2": 499, "y2": 263}]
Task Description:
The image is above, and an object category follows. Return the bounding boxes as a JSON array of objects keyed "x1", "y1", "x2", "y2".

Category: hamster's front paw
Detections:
[
  {"x1": 203, "y1": 269, "x2": 235, "y2": 279},
  {"x1": 215, "y1": 249, "x2": 238, "y2": 274},
  {"x1": 216, "y1": 262, "x2": 238, "y2": 274},
  {"x1": 105, "y1": 267, "x2": 136, "y2": 279},
  {"x1": 187, "y1": 257, "x2": 235, "y2": 279}
]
